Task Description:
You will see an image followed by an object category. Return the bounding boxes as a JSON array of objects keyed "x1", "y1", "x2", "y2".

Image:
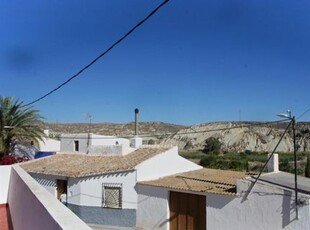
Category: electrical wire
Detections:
[
  {"x1": 296, "y1": 107, "x2": 310, "y2": 121},
  {"x1": 21, "y1": 0, "x2": 170, "y2": 108},
  {"x1": 243, "y1": 119, "x2": 293, "y2": 200}
]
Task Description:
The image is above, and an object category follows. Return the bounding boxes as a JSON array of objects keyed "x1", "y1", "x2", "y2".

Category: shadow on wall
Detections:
[
  {"x1": 282, "y1": 190, "x2": 295, "y2": 228},
  {"x1": 76, "y1": 171, "x2": 132, "y2": 184},
  {"x1": 240, "y1": 187, "x2": 296, "y2": 229},
  {"x1": 207, "y1": 194, "x2": 235, "y2": 209},
  {"x1": 34, "y1": 176, "x2": 56, "y2": 187}
]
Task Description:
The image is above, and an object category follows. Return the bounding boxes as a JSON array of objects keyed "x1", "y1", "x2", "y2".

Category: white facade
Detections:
[
  {"x1": 30, "y1": 147, "x2": 201, "y2": 209},
  {"x1": 69, "y1": 171, "x2": 137, "y2": 209},
  {"x1": 136, "y1": 146, "x2": 202, "y2": 181},
  {"x1": 60, "y1": 133, "x2": 132, "y2": 155},
  {"x1": 39, "y1": 137, "x2": 61, "y2": 152},
  {"x1": 0, "y1": 166, "x2": 11, "y2": 204},
  {"x1": 136, "y1": 184, "x2": 169, "y2": 230},
  {"x1": 136, "y1": 178, "x2": 310, "y2": 230}
]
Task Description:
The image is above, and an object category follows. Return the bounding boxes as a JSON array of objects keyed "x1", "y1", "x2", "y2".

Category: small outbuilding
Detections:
[{"x1": 136, "y1": 168, "x2": 310, "y2": 230}]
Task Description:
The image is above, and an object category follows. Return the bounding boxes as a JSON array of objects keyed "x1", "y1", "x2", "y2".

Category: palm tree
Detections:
[{"x1": 0, "y1": 96, "x2": 44, "y2": 156}]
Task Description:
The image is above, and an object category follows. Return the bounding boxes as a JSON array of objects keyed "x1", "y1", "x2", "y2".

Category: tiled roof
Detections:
[
  {"x1": 21, "y1": 147, "x2": 169, "y2": 178},
  {"x1": 139, "y1": 168, "x2": 250, "y2": 196}
]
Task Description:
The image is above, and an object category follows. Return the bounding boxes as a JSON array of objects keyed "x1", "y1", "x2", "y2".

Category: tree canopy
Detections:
[
  {"x1": 0, "y1": 96, "x2": 44, "y2": 156},
  {"x1": 202, "y1": 137, "x2": 222, "y2": 154}
]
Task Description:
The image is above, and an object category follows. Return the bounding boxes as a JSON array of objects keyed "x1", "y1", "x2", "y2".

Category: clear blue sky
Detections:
[{"x1": 1, "y1": 0, "x2": 310, "y2": 125}]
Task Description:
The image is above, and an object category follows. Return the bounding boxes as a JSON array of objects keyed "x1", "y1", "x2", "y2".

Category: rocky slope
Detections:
[
  {"x1": 40, "y1": 122, "x2": 186, "y2": 139},
  {"x1": 160, "y1": 122, "x2": 310, "y2": 153}
]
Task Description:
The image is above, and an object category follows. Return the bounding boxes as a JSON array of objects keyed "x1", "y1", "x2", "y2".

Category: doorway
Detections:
[{"x1": 169, "y1": 191, "x2": 206, "y2": 230}]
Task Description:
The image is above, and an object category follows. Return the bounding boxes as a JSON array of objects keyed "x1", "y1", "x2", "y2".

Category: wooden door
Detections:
[
  {"x1": 169, "y1": 191, "x2": 206, "y2": 230},
  {"x1": 56, "y1": 180, "x2": 67, "y2": 200}
]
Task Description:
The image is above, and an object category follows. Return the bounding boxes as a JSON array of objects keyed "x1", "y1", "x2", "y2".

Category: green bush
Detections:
[{"x1": 202, "y1": 137, "x2": 222, "y2": 154}]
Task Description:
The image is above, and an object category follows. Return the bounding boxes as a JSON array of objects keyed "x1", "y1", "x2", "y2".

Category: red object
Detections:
[
  {"x1": 0, "y1": 204, "x2": 12, "y2": 230},
  {"x1": 0, "y1": 156, "x2": 17, "y2": 165}
]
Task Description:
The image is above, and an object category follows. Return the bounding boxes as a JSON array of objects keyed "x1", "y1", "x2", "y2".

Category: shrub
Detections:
[{"x1": 203, "y1": 137, "x2": 222, "y2": 154}]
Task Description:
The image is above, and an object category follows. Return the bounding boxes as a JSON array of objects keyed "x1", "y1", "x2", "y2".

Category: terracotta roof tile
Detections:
[
  {"x1": 21, "y1": 147, "x2": 169, "y2": 178},
  {"x1": 139, "y1": 168, "x2": 250, "y2": 196}
]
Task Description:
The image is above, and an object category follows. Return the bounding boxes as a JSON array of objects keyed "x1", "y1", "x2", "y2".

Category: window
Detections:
[
  {"x1": 102, "y1": 183, "x2": 122, "y2": 208},
  {"x1": 74, "y1": 140, "x2": 79, "y2": 151}
]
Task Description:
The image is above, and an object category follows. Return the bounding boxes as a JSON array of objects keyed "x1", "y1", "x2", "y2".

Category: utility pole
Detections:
[
  {"x1": 245, "y1": 111, "x2": 299, "y2": 220},
  {"x1": 85, "y1": 113, "x2": 92, "y2": 154},
  {"x1": 292, "y1": 115, "x2": 298, "y2": 219},
  {"x1": 278, "y1": 110, "x2": 298, "y2": 219}
]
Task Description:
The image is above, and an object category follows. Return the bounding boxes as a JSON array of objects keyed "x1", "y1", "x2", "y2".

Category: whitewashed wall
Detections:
[
  {"x1": 136, "y1": 179, "x2": 310, "y2": 230},
  {"x1": 8, "y1": 165, "x2": 91, "y2": 230},
  {"x1": 136, "y1": 184, "x2": 169, "y2": 230},
  {"x1": 30, "y1": 173, "x2": 58, "y2": 196},
  {"x1": 0, "y1": 165, "x2": 11, "y2": 204},
  {"x1": 68, "y1": 178, "x2": 81, "y2": 205},
  {"x1": 60, "y1": 133, "x2": 130, "y2": 154},
  {"x1": 60, "y1": 134, "x2": 90, "y2": 153},
  {"x1": 207, "y1": 180, "x2": 310, "y2": 230},
  {"x1": 136, "y1": 146, "x2": 202, "y2": 181},
  {"x1": 68, "y1": 170, "x2": 137, "y2": 209},
  {"x1": 39, "y1": 138, "x2": 61, "y2": 152},
  {"x1": 91, "y1": 135, "x2": 129, "y2": 147}
]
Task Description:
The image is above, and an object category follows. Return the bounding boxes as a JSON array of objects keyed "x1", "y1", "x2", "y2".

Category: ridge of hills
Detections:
[
  {"x1": 160, "y1": 122, "x2": 310, "y2": 153},
  {"x1": 39, "y1": 122, "x2": 187, "y2": 137},
  {"x1": 40, "y1": 121, "x2": 310, "y2": 152}
]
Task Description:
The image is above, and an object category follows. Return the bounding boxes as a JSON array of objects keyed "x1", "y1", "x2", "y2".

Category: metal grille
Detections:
[{"x1": 102, "y1": 183, "x2": 122, "y2": 208}]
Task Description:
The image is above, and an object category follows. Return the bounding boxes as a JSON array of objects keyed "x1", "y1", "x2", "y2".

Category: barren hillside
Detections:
[
  {"x1": 160, "y1": 122, "x2": 310, "y2": 153},
  {"x1": 39, "y1": 122, "x2": 186, "y2": 138}
]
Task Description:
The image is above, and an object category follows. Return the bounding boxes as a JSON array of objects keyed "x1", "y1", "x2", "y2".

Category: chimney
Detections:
[
  {"x1": 130, "y1": 108, "x2": 142, "y2": 148},
  {"x1": 134, "y1": 108, "x2": 139, "y2": 136},
  {"x1": 267, "y1": 153, "x2": 279, "y2": 172}
]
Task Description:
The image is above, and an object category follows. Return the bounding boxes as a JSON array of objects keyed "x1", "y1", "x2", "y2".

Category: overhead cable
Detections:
[{"x1": 21, "y1": 0, "x2": 170, "y2": 108}]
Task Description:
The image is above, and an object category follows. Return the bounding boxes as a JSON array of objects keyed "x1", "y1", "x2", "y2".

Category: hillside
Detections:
[
  {"x1": 39, "y1": 122, "x2": 187, "y2": 139},
  {"x1": 160, "y1": 122, "x2": 310, "y2": 153},
  {"x1": 39, "y1": 121, "x2": 310, "y2": 152}
]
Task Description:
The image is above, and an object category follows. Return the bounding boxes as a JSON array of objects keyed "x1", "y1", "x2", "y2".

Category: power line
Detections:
[
  {"x1": 21, "y1": 0, "x2": 170, "y2": 108},
  {"x1": 297, "y1": 107, "x2": 310, "y2": 121},
  {"x1": 243, "y1": 119, "x2": 293, "y2": 200}
]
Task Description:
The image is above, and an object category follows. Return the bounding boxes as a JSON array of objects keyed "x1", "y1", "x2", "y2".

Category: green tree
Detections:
[
  {"x1": 202, "y1": 137, "x2": 222, "y2": 154},
  {"x1": 0, "y1": 96, "x2": 44, "y2": 156}
]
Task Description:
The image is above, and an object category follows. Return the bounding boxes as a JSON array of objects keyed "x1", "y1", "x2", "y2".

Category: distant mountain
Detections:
[{"x1": 160, "y1": 122, "x2": 310, "y2": 153}]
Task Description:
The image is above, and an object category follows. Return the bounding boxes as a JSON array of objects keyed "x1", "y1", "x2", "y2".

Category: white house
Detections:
[
  {"x1": 14, "y1": 137, "x2": 61, "y2": 159},
  {"x1": 21, "y1": 146, "x2": 201, "y2": 228},
  {"x1": 60, "y1": 133, "x2": 139, "y2": 155},
  {"x1": 136, "y1": 168, "x2": 310, "y2": 230}
]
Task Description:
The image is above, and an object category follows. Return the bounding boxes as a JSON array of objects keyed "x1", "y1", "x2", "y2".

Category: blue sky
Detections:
[{"x1": 1, "y1": 0, "x2": 310, "y2": 125}]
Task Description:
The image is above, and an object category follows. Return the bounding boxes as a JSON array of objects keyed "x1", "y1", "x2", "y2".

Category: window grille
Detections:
[{"x1": 102, "y1": 183, "x2": 122, "y2": 208}]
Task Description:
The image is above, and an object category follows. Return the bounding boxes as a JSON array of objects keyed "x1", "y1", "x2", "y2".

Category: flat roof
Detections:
[
  {"x1": 257, "y1": 171, "x2": 310, "y2": 195},
  {"x1": 139, "y1": 168, "x2": 250, "y2": 196}
]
